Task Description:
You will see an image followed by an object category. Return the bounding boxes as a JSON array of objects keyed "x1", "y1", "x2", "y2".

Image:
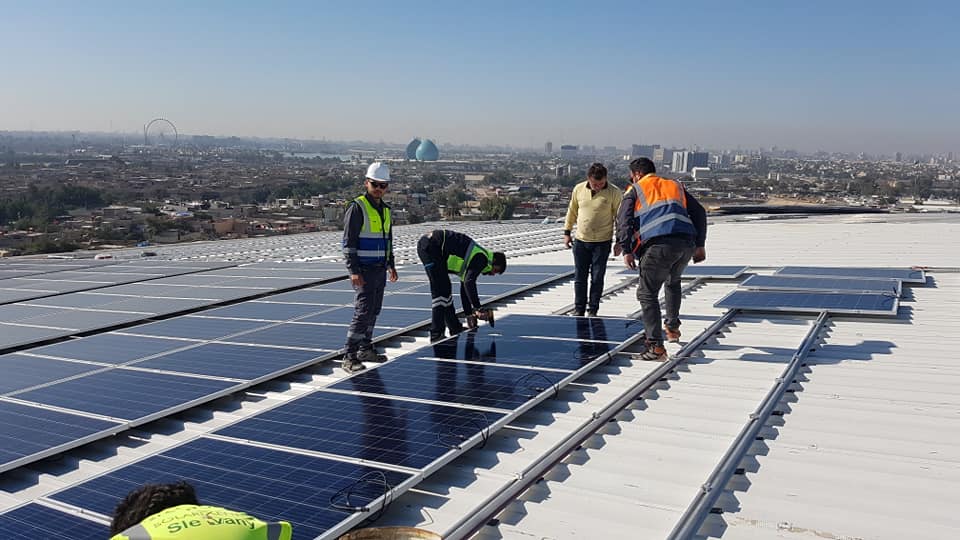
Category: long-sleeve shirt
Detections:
[
  {"x1": 616, "y1": 185, "x2": 707, "y2": 255},
  {"x1": 426, "y1": 229, "x2": 487, "y2": 313},
  {"x1": 342, "y1": 194, "x2": 395, "y2": 274},
  {"x1": 563, "y1": 180, "x2": 623, "y2": 242}
]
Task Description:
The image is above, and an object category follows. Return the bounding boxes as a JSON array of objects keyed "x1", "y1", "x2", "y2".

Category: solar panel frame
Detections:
[
  {"x1": 714, "y1": 289, "x2": 900, "y2": 315},
  {"x1": 619, "y1": 264, "x2": 748, "y2": 279},
  {"x1": 775, "y1": 265, "x2": 926, "y2": 283},
  {"x1": 740, "y1": 274, "x2": 902, "y2": 295}
]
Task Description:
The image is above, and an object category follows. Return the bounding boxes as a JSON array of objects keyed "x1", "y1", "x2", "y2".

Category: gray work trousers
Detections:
[
  {"x1": 636, "y1": 240, "x2": 695, "y2": 345},
  {"x1": 344, "y1": 264, "x2": 386, "y2": 354}
]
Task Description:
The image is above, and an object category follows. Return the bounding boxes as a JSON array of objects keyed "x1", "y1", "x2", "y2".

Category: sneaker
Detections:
[
  {"x1": 341, "y1": 354, "x2": 366, "y2": 374},
  {"x1": 586, "y1": 310, "x2": 598, "y2": 318},
  {"x1": 357, "y1": 348, "x2": 387, "y2": 363},
  {"x1": 638, "y1": 341, "x2": 668, "y2": 362},
  {"x1": 572, "y1": 310, "x2": 585, "y2": 317},
  {"x1": 664, "y1": 326, "x2": 681, "y2": 343}
]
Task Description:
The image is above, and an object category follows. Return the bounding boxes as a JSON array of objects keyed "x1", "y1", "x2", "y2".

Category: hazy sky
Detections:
[{"x1": 2, "y1": 1, "x2": 957, "y2": 154}]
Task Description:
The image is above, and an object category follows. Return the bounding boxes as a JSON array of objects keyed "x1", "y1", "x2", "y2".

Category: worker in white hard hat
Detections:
[{"x1": 341, "y1": 162, "x2": 398, "y2": 373}]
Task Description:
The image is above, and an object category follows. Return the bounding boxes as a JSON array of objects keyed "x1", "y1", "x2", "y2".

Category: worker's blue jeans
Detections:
[{"x1": 573, "y1": 239, "x2": 611, "y2": 314}]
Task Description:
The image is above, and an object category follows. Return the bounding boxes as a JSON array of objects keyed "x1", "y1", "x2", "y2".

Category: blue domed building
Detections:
[
  {"x1": 405, "y1": 138, "x2": 421, "y2": 160},
  {"x1": 415, "y1": 139, "x2": 440, "y2": 161}
]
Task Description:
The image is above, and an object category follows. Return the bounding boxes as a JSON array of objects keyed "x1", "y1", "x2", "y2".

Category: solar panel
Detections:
[
  {"x1": 299, "y1": 307, "x2": 429, "y2": 330},
  {"x1": 50, "y1": 437, "x2": 412, "y2": 540},
  {"x1": 0, "y1": 400, "x2": 120, "y2": 473},
  {"x1": 202, "y1": 302, "x2": 330, "y2": 321},
  {"x1": 473, "y1": 314, "x2": 642, "y2": 343},
  {"x1": 260, "y1": 289, "x2": 358, "y2": 305},
  {"x1": 130, "y1": 343, "x2": 324, "y2": 380},
  {"x1": 330, "y1": 356, "x2": 569, "y2": 411},
  {"x1": 740, "y1": 274, "x2": 901, "y2": 295},
  {"x1": 119, "y1": 316, "x2": 270, "y2": 340},
  {"x1": 215, "y1": 390, "x2": 505, "y2": 469},
  {"x1": 28, "y1": 334, "x2": 193, "y2": 364},
  {"x1": 0, "y1": 504, "x2": 106, "y2": 540},
  {"x1": 619, "y1": 264, "x2": 748, "y2": 279},
  {"x1": 13, "y1": 369, "x2": 238, "y2": 420},
  {"x1": 776, "y1": 266, "x2": 925, "y2": 283},
  {"x1": 422, "y1": 334, "x2": 612, "y2": 372},
  {"x1": 715, "y1": 290, "x2": 899, "y2": 315},
  {"x1": 0, "y1": 354, "x2": 101, "y2": 394},
  {"x1": 221, "y1": 324, "x2": 344, "y2": 351}
]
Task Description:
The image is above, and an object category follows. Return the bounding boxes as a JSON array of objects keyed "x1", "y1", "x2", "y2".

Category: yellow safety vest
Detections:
[
  {"x1": 349, "y1": 195, "x2": 391, "y2": 265},
  {"x1": 447, "y1": 242, "x2": 493, "y2": 280},
  {"x1": 110, "y1": 505, "x2": 292, "y2": 540}
]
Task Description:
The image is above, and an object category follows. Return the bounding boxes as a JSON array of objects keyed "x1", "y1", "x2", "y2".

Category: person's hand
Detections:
[
  {"x1": 350, "y1": 273, "x2": 364, "y2": 288},
  {"x1": 388, "y1": 267, "x2": 398, "y2": 282},
  {"x1": 563, "y1": 234, "x2": 572, "y2": 249},
  {"x1": 466, "y1": 315, "x2": 478, "y2": 330},
  {"x1": 692, "y1": 247, "x2": 706, "y2": 263},
  {"x1": 613, "y1": 243, "x2": 622, "y2": 257},
  {"x1": 624, "y1": 253, "x2": 636, "y2": 270}
]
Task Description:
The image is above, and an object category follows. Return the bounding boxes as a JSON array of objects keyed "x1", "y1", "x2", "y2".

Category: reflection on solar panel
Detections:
[
  {"x1": 0, "y1": 503, "x2": 106, "y2": 540},
  {"x1": 117, "y1": 316, "x2": 268, "y2": 340},
  {"x1": 741, "y1": 274, "x2": 901, "y2": 295},
  {"x1": 129, "y1": 343, "x2": 324, "y2": 381},
  {"x1": 331, "y1": 356, "x2": 569, "y2": 410},
  {"x1": 776, "y1": 266, "x2": 925, "y2": 283},
  {"x1": 0, "y1": 400, "x2": 120, "y2": 473},
  {"x1": 50, "y1": 438, "x2": 412, "y2": 540},
  {"x1": 27, "y1": 333, "x2": 194, "y2": 364},
  {"x1": 14, "y1": 369, "x2": 237, "y2": 420},
  {"x1": 423, "y1": 334, "x2": 613, "y2": 371},
  {"x1": 216, "y1": 390, "x2": 506, "y2": 469},
  {"x1": 619, "y1": 264, "x2": 748, "y2": 279},
  {"x1": 715, "y1": 290, "x2": 899, "y2": 315},
  {"x1": 0, "y1": 354, "x2": 101, "y2": 394},
  {"x1": 469, "y1": 314, "x2": 642, "y2": 343}
]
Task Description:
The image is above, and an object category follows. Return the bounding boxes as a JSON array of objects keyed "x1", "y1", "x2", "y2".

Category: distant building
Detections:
[
  {"x1": 653, "y1": 147, "x2": 673, "y2": 166},
  {"x1": 631, "y1": 144, "x2": 659, "y2": 159},
  {"x1": 415, "y1": 139, "x2": 440, "y2": 161},
  {"x1": 691, "y1": 166, "x2": 711, "y2": 180},
  {"x1": 545, "y1": 141, "x2": 553, "y2": 155},
  {"x1": 671, "y1": 151, "x2": 709, "y2": 173},
  {"x1": 560, "y1": 145, "x2": 578, "y2": 159},
  {"x1": 406, "y1": 138, "x2": 421, "y2": 160}
]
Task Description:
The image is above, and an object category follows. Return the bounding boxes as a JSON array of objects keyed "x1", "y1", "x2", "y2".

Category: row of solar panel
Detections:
[
  {"x1": 0, "y1": 259, "x2": 117, "y2": 280},
  {"x1": 1, "y1": 314, "x2": 644, "y2": 539}
]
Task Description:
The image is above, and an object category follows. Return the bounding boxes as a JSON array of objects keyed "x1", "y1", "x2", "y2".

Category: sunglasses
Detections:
[{"x1": 368, "y1": 180, "x2": 388, "y2": 189}]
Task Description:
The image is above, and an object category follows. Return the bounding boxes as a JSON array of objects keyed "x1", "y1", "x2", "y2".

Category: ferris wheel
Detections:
[{"x1": 144, "y1": 118, "x2": 178, "y2": 146}]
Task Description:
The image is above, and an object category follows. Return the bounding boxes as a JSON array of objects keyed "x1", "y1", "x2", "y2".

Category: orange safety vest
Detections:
[{"x1": 626, "y1": 174, "x2": 696, "y2": 253}]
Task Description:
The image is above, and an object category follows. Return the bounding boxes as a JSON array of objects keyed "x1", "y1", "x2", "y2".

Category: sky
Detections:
[{"x1": 1, "y1": 0, "x2": 957, "y2": 154}]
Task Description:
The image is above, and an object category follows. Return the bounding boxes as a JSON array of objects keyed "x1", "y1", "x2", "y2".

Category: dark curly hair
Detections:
[{"x1": 110, "y1": 481, "x2": 199, "y2": 534}]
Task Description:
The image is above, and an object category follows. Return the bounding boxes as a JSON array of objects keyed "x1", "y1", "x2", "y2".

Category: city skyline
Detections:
[{"x1": 2, "y1": 1, "x2": 957, "y2": 155}]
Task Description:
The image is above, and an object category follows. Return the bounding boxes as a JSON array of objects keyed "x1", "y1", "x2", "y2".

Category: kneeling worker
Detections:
[
  {"x1": 417, "y1": 229, "x2": 506, "y2": 342},
  {"x1": 110, "y1": 481, "x2": 292, "y2": 539}
]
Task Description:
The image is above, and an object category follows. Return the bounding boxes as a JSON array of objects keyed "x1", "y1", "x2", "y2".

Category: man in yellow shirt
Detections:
[{"x1": 563, "y1": 163, "x2": 623, "y2": 317}]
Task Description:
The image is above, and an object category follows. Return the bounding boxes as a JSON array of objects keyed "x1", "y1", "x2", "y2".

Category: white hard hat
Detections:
[{"x1": 365, "y1": 162, "x2": 390, "y2": 183}]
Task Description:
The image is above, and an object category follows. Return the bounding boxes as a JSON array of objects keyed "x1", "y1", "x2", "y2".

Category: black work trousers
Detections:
[
  {"x1": 417, "y1": 235, "x2": 463, "y2": 341},
  {"x1": 572, "y1": 239, "x2": 612, "y2": 314},
  {"x1": 636, "y1": 239, "x2": 695, "y2": 345},
  {"x1": 344, "y1": 264, "x2": 386, "y2": 354}
]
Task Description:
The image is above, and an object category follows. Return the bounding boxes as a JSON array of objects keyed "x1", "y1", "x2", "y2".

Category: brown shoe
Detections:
[
  {"x1": 664, "y1": 326, "x2": 681, "y2": 343},
  {"x1": 639, "y1": 341, "x2": 668, "y2": 362}
]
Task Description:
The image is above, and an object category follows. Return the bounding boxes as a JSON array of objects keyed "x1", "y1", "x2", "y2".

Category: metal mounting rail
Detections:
[
  {"x1": 445, "y1": 309, "x2": 739, "y2": 540},
  {"x1": 666, "y1": 310, "x2": 830, "y2": 540}
]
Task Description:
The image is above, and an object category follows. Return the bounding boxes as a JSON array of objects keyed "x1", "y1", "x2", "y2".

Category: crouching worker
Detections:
[
  {"x1": 110, "y1": 481, "x2": 292, "y2": 539},
  {"x1": 417, "y1": 229, "x2": 506, "y2": 342}
]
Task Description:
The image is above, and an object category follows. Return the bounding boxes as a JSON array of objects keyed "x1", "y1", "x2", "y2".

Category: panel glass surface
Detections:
[
  {"x1": 715, "y1": 290, "x2": 899, "y2": 315},
  {"x1": 0, "y1": 400, "x2": 119, "y2": 468},
  {"x1": 221, "y1": 324, "x2": 344, "y2": 350},
  {"x1": 741, "y1": 274, "x2": 900, "y2": 295},
  {"x1": 0, "y1": 354, "x2": 101, "y2": 394},
  {"x1": 262, "y1": 289, "x2": 357, "y2": 306},
  {"x1": 122, "y1": 317, "x2": 270, "y2": 340},
  {"x1": 203, "y1": 302, "x2": 329, "y2": 321},
  {"x1": 331, "y1": 356, "x2": 568, "y2": 410},
  {"x1": 776, "y1": 266, "x2": 925, "y2": 283},
  {"x1": 131, "y1": 343, "x2": 324, "y2": 380},
  {"x1": 299, "y1": 307, "x2": 429, "y2": 330},
  {"x1": 475, "y1": 314, "x2": 642, "y2": 342},
  {"x1": 0, "y1": 324, "x2": 66, "y2": 350},
  {"x1": 217, "y1": 390, "x2": 505, "y2": 469},
  {"x1": 51, "y1": 438, "x2": 411, "y2": 539},
  {"x1": 30, "y1": 334, "x2": 193, "y2": 364},
  {"x1": 620, "y1": 264, "x2": 747, "y2": 278},
  {"x1": 423, "y1": 333, "x2": 612, "y2": 371},
  {"x1": 15, "y1": 369, "x2": 237, "y2": 420},
  {"x1": 0, "y1": 504, "x2": 106, "y2": 540}
]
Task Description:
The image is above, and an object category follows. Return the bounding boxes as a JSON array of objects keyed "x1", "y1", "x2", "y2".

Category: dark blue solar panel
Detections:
[
  {"x1": 131, "y1": 343, "x2": 324, "y2": 380},
  {"x1": 29, "y1": 334, "x2": 193, "y2": 365},
  {"x1": 423, "y1": 333, "x2": 611, "y2": 371},
  {"x1": 203, "y1": 302, "x2": 329, "y2": 321},
  {"x1": 123, "y1": 317, "x2": 270, "y2": 340},
  {"x1": 301, "y1": 307, "x2": 429, "y2": 330},
  {"x1": 715, "y1": 290, "x2": 899, "y2": 315},
  {"x1": 776, "y1": 266, "x2": 925, "y2": 283},
  {"x1": 331, "y1": 356, "x2": 568, "y2": 410},
  {"x1": 309, "y1": 280, "x2": 360, "y2": 292},
  {"x1": 0, "y1": 400, "x2": 119, "y2": 470},
  {"x1": 51, "y1": 438, "x2": 411, "y2": 539},
  {"x1": 741, "y1": 275, "x2": 900, "y2": 295},
  {"x1": 265, "y1": 289, "x2": 358, "y2": 305},
  {"x1": 15, "y1": 369, "x2": 238, "y2": 420},
  {"x1": 619, "y1": 264, "x2": 747, "y2": 278},
  {"x1": 0, "y1": 354, "x2": 101, "y2": 394},
  {"x1": 502, "y1": 264, "x2": 572, "y2": 276},
  {"x1": 217, "y1": 391, "x2": 505, "y2": 469},
  {"x1": 478, "y1": 314, "x2": 642, "y2": 342},
  {"x1": 223, "y1": 324, "x2": 344, "y2": 350},
  {"x1": 381, "y1": 293, "x2": 434, "y2": 309},
  {"x1": 0, "y1": 504, "x2": 106, "y2": 540}
]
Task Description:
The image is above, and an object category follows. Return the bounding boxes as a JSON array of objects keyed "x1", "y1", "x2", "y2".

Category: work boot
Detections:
[
  {"x1": 664, "y1": 326, "x2": 681, "y2": 343},
  {"x1": 357, "y1": 348, "x2": 387, "y2": 363},
  {"x1": 341, "y1": 353, "x2": 366, "y2": 374},
  {"x1": 587, "y1": 310, "x2": 598, "y2": 318},
  {"x1": 572, "y1": 309, "x2": 585, "y2": 317},
  {"x1": 638, "y1": 340, "x2": 668, "y2": 362}
]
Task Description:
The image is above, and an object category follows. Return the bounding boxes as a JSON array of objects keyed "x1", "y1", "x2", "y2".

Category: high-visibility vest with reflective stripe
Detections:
[
  {"x1": 110, "y1": 505, "x2": 292, "y2": 540},
  {"x1": 347, "y1": 195, "x2": 391, "y2": 265},
  {"x1": 628, "y1": 174, "x2": 696, "y2": 245},
  {"x1": 447, "y1": 241, "x2": 493, "y2": 280}
]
